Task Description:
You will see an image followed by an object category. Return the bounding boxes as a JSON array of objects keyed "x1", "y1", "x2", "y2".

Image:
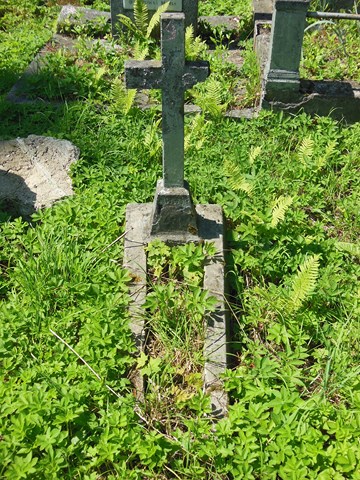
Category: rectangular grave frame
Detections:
[{"x1": 124, "y1": 203, "x2": 229, "y2": 417}]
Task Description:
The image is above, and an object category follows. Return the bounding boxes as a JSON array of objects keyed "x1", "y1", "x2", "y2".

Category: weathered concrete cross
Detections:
[{"x1": 125, "y1": 12, "x2": 209, "y2": 188}]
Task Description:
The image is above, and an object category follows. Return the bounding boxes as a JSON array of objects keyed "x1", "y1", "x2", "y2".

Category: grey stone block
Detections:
[
  {"x1": 253, "y1": 0, "x2": 274, "y2": 20},
  {"x1": 150, "y1": 180, "x2": 198, "y2": 236}
]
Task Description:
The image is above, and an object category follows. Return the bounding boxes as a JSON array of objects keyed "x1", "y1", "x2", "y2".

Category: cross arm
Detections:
[
  {"x1": 182, "y1": 61, "x2": 210, "y2": 89},
  {"x1": 125, "y1": 60, "x2": 162, "y2": 89}
]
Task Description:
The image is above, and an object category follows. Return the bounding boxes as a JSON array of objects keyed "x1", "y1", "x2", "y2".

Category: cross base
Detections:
[
  {"x1": 265, "y1": 69, "x2": 301, "y2": 102},
  {"x1": 150, "y1": 179, "x2": 198, "y2": 239}
]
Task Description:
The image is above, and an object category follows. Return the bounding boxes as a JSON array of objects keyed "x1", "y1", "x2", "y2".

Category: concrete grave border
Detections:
[
  {"x1": 6, "y1": 6, "x2": 256, "y2": 119},
  {"x1": 124, "y1": 202, "x2": 229, "y2": 417}
]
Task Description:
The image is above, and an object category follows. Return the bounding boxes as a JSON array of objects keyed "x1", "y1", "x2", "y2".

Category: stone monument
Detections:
[
  {"x1": 123, "y1": 13, "x2": 228, "y2": 416},
  {"x1": 125, "y1": 12, "x2": 209, "y2": 235},
  {"x1": 111, "y1": 0, "x2": 198, "y2": 36}
]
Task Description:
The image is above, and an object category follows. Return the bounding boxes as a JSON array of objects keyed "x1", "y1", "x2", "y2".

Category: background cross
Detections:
[{"x1": 125, "y1": 13, "x2": 209, "y2": 188}]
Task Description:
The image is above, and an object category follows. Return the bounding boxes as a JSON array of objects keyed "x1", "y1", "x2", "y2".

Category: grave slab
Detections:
[
  {"x1": 263, "y1": 80, "x2": 360, "y2": 123},
  {"x1": 0, "y1": 135, "x2": 79, "y2": 217},
  {"x1": 198, "y1": 15, "x2": 242, "y2": 40}
]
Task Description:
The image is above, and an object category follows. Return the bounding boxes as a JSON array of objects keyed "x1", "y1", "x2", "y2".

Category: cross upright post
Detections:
[
  {"x1": 161, "y1": 13, "x2": 186, "y2": 188},
  {"x1": 125, "y1": 13, "x2": 209, "y2": 235}
]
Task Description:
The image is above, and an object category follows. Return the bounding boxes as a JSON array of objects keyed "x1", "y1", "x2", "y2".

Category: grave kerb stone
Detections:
[
  {"x1": 111, "y1": 0, "x2": 198, "y2": 36},
  {"x1": 123, "y1": 202, "x2": 228, "y2": 416}
]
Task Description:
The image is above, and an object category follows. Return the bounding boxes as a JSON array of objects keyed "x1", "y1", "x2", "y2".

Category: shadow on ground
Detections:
[{"x1": 0, "y1": 169, "x2": 36, "y2": 220}]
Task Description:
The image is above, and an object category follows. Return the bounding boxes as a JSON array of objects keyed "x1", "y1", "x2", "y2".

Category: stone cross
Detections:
[
  {"x1": 125, "y1": 13, "x2": 209, "y2": 188},
  {"x1": 125, "y1": 12, "x2": 209, "y2": 235}
]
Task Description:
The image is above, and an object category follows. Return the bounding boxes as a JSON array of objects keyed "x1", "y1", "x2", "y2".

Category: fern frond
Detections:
[
  {"x1": 134, "y1": 0, "x2": 149, "y2": 35},
  {"x1": 109, "y1": 79, "x2": 136, "y2": 114},
  {"x1": 144, "y1": 119, "x2": 162, "y2": 158},
  {"x1": 124, "y1": 89, "x2": 137, "y2": 114},
  {"x1": 185, "y1": 24, "x2": 194, "y2": 49},
  {"x1": 297, "y1": 137, "x2": 314, "y2": 165},
  {"x1": 271, "y1": 196, "x2": 293, "y2": 228},
  {"x1": 185, "y1": 25, "x2": 207, "y2": 60},
  {"x1": 335, "y1": 241, "x2": 360, "y2": 258},
  {"x1": 249, "y1": 146, "x2": 262, "y2": 165},
  {"x1": 110, "y1": 77, "x2": 125, "y2": 104},
  {"x1": 133, "y1": 40, "x2": 149, "y2": 60},
  {"x1": 206, "y1": 78, "x2": 223, "y2": 105},
  {"x1": 288, "y1": 255, "x2": 320, "y2": 312},
  {"x1": 224, "y1": 159, "x2": 254, "y2": 196},
  {"x1": 193, "y1": 77, "x2": 226, "y2": 117},
  {"x1": 184, "y1": 114, "x2": 205, "y2": 152},
  {"x1": 116, "y1": 14, "x2": 138, "y2": 35},
  {"x1": 317, "y1": 140, "x2": 337, "y2": 169},
  {"x1": 146, "y1": 1, "x2": 169, "y2": 38}
]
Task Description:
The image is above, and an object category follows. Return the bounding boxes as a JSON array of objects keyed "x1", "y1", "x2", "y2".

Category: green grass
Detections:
[
  {"x1": 301, "y1": 20, "x2": 360, "y2": 82},
  {"x1": 1, "y1": 1, "x2": 360, "y2": 479}
]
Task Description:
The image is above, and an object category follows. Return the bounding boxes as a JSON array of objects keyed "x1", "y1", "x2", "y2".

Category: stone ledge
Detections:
[{"x1": 262, "y1": 79, "x2": 360, "y2": 123}]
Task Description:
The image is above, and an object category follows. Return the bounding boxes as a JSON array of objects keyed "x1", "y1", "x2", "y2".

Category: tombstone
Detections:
[
  {"x1": 264, "y1": 0, "x2": 310, "y2": 102},
  {"x1": 111, "y1": 0, "x2": 198, "y2": 36},
  {"x1": 125, "y1": 12, "x2": 209, "y2": 235},
  {"x1": 123, "y1": 13, "x2": 228, "y2": 416}
]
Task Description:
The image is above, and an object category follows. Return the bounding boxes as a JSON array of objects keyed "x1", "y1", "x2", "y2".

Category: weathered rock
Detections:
[{"x1": 0, "y1": 135, "x2": 79, "y2": 217}]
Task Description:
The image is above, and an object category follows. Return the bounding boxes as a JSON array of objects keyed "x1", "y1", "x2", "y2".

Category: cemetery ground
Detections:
[{"x1": 1, "y1": 0, "x2": 360, "y2": 478}]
